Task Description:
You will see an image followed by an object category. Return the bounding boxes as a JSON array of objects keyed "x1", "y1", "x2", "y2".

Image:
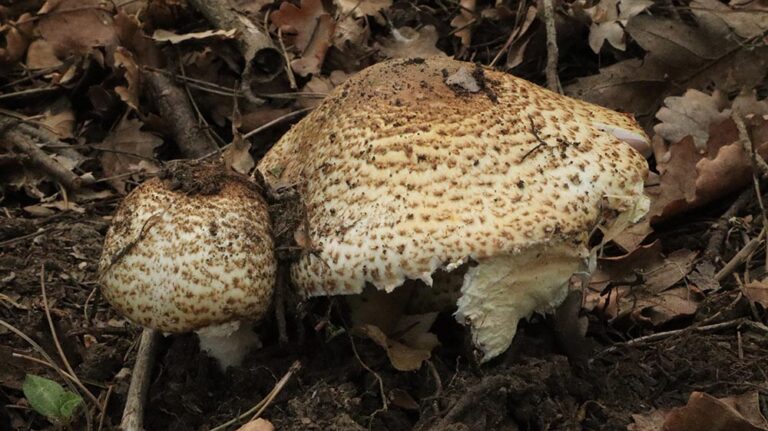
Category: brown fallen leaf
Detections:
[
  {"x1": 271, "y1": 0, "x2": 331, "y2": 51},
  {"x1": 222, "y1": 133, "x2": 255, "y2": 175},
  {"x1": 566, "y1": 9, "x2": 768, "y2": 126},
  {"x1": 630, "y1": 391, "x2": 768, "y2": 431},
  {"x1": 691, "y1": 0, "x2": 768, "y2": 39},
  {"x1": 96, "y1": 117, "x2": 162, "y2": 193},
  {"x1": 389, "y1": 388, "x2": 420, "y2": 411},
  {"x1": 291, "y1": 14, "x2": 335, "y2": 77},
  {"x1": 743, "y1": 279, "x2": 768, "y2": 308},
  {"x1": 654, "y1": 89, "x2": 730, "y2": 149},
  {"x1": 356, "y1": 322, "x2": 437, "y2": 372},
  {"x1": 25, "y1": 39, "x2": 63, "y2": 69},
  {"x1": 37, "y1": 0, "x2": 118, "y2": 58},
  {"x1": 271, "y1": 0, "x2": 335, "y2": 76},
  {"x1": 586, "y1": 242, "x2": 700, "y2": 323},
  {"x1": 583, "y1": 0, "x2": 653, "y2": 52},
  {"x1": 651, "y1": 114, "x2": 768, "y2": 221},
  {"x1": 0, "y1": 13, "x2": 34, "y2": 64},
  {"x1": 450, "y1": 0, "x2": 476, "y2": 52},
  {"x1": 114, "y1": 47, "x2": 140, "y2": 111},
  {"x1": 236, "y1": 418, "x2": 274, "y2": 431}
]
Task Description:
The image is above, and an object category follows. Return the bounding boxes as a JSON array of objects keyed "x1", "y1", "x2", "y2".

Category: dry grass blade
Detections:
[{"x1": 40, "y1": 264, "x2": 102, "y2": 410}]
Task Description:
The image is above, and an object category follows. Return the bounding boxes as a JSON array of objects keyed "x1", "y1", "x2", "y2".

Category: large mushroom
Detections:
[
  {"x1": 98, "y1": 162, "x2": 275, "y2": 368},
  {"x1": 258, "y1": 57, "x2": 650, "y2": 362}
]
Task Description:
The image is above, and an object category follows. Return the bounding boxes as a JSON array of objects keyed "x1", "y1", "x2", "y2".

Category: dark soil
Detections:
[{"x1": 1, "y1": 203, "x2": 767, "y2": 430}]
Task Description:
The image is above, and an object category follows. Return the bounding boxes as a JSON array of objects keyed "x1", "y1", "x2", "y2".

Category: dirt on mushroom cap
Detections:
[
  {"x1": 258, "y1": 56, "x2": 650, "y2": 297},
  {"x1": 98, "y1": 164, "x2": 276, "y2": 333}
]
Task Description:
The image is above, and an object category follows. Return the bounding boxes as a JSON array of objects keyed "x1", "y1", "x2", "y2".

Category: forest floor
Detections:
[{"x1": 1, "y1": 0, "x2": 767, "y2": 430}]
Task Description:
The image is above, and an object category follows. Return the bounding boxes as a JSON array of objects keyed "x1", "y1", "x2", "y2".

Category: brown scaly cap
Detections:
[
  {"x1": 258, "y1": 57, "x2": 649, "y2": 360},
  {"x1": 99, "y1": 163, "x2": 276, "y2": 333}
]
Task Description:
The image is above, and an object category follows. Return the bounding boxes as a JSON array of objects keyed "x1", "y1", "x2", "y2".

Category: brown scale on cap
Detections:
[
  {"x1": 99, "y1": 163, "x2": 276, "y2": 334},
  {"x1": 259, "y1": 57, "x2": 650, "y2": 360}
]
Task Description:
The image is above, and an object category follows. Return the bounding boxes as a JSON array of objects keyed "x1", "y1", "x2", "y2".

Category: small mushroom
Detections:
[
  {"x1": 99, "y1": 163, "x2": 275, "y2": 368},
  {"x1": 258, "y1": 57, "x2": 650, "y2": 362}
]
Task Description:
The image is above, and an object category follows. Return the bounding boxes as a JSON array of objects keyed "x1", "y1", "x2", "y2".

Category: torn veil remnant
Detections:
[
  {"x1": 258, "y1": 57, "x2": 650, "y2": 362},
  {"x1": 98, "y1": 162, "x2": 276, "y2": 368}
]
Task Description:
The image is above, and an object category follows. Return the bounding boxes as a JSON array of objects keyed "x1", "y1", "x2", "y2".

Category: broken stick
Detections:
[{"x1": 121, "y1": 329, "x2": 160, "y2": 431}]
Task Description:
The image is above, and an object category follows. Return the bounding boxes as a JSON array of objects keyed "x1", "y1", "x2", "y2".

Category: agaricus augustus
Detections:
[
  {"x1": 258, "y1": 57, "x2": 650, "y2": 362},
  {"x1": 98, "y1": 162, "x2": 275, "y2": 368}
]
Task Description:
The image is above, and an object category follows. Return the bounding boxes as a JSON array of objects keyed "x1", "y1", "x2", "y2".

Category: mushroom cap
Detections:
[
  {"x1": 258, "y1": 57, "x2": 649, "y2": 297},
  {"x1": 98, "y1": 165, "x2": 276, "y2": 333}
]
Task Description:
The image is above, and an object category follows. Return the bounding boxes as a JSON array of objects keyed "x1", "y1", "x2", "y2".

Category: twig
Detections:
[
  {"x1": 348, "y1": 332, "x2": 388, "y2": 412},
  {"x1": 274, "y1": 267, "x2": 289, "y2": 345},
  {"x1": 186, "y1": 0, "x2": 282, "y2": 97},
  {"x1": 0, "y1": 118, "x2": 88, "y2": 191},
  {"x1": 0, "y1": 319, "x2": 83, "y2": 401},
  {"x1": 40, "y1": 266, "x2": 102, "y2": 410},
  {"x1": 97, "y1": 385, "x2": 113, "y2": 431},
  {"x1": 733, "y1": 273, "x2": 761, "y2": 321},
  {"x1": 540, "y1": 0, "x2": 561, "y2": 93},
  {"x1": 143, "y1": 69, "x2": 220, "y2": 158},
  {"x1": 521, "y1": 115, "x2": 548, "y2": 161},
  {"x1": 0, "y1": 227, "x2": 57, "y2": 248},
  {"x1": 210, "y1": 361, "x2": 301, "y2": 431},
  {"x1": 703, "y1": 188, "x2": 752, "y2": 262},
  {"x1": 121, "y1": 329, "x2": 160, "y2": 431},
  {"x1": 597, "y1": 318, "x2": 749, "y2": 357},
  {"x1": 735, "y1": 113, "x2": 768, "y2": 178},
  {"x1": 715, "y1": 228, "x2": 765, "y2": 281},
  {"x1": 242, "y1": 107, "x2": 312, "y2": 140},
  {"x1": 430, "y1": 375, "x2": 519, "y2": 430},
  {"x1": 277, "y1": 28, "x2": 298, "y2": 90}
]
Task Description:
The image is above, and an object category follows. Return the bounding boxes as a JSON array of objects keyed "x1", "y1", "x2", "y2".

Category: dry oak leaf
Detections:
[
  {"x1": 567, "y1": 11, "x2": 768, "y2": 125},
  {"x1": 96, "y1": 117, "x2": 162, "y2": 194},
  {"x1": 377, "y1": 25, "x2": 446, "y2": 59},
  {"x1": 271, "y1": 0, "x2": 328, "y2": 52},
  {"x1": 114, "y1": 47, "x2": 140, "y2": 111},
  {"x1": 651, "y1": 114, "x2": 768, "y2": 221},
  {"x1": 37, "y1": 0, "x2": 118, "y2": 58},
  {"x1": 450, "y1": 0, "x2": 476, "y2": 51},
  {"x1": 0, "y1": 13, "x2": 34, "y2": 64},
  {"x1": 584, "y1": 0, "x2": 653, "y2": 52},
  {"x1": 290, "y1": 14, "x2": 335, "y2": 76},
  {"x1": 691, "y1": 0, "x2": 768, "y2": 39},
  {"x1": 356, "y1": 317, "x2": 439, "y2": 372},
  {"x1": 743, "y1": 279, "x2": 768, "y2": 308},
  {"x1": 222, "y1": 133, "x2": 255, "y2": 175},
  {"x1": 654, "y1": 89, "x2": 730, "y2": 149},
  {"x1": 630, "y1": 391, "x2": 768, "y2": 431},
  {"x1": 271, "y1": 0, "x2": 335, "y2": 76},
  {"x1": 25, "y1": 39, "x2": 63, "y2": 69}
]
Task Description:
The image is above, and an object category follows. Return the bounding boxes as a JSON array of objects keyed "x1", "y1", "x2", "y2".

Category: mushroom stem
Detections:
[
  {"x1": 196, "y1": 321, "x2": 261, "y2": 369},
  {"x1": 121, "y1": 328, "x2": 159, "y2": 431},
  {"x1": 455, "y1": 244, "x2": 587, "y2": 362}
]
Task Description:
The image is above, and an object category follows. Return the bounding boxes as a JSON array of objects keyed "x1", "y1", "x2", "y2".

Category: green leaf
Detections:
[
  {"x1": 22, "y1": 374, "x2": 83, "y2": 424},
  {"x1": 58, "y1": 391, "x2": 83, "y2": 419}
]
